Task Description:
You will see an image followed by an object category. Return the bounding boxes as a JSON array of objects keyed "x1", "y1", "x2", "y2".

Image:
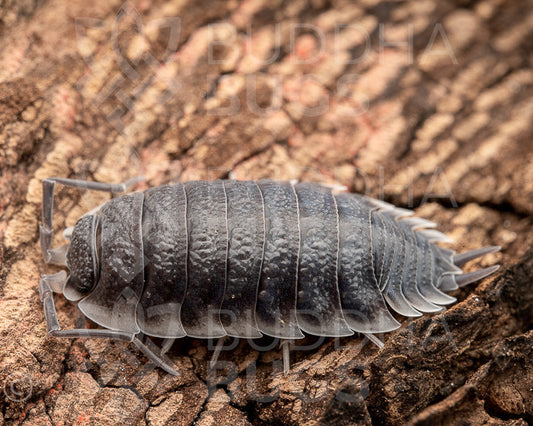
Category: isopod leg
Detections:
[
  {"x1": 363, "y1": 333, "x2": 384, "y2": 349},
  {"x1": 40, "y1": 176, "x2": 145, "y2": 264},
  {"x1": 40, "y1": 275, "x2": 61, "y2": 332},
  {"x1": 39, "y1": 274, "x2": 178, "y2": 376},
  {"x1": 209, "y1": 337, "x2": 227, "y2": 367},
  {"x1": 280, "y1": 339, "x2": 292, "y2": 375},
  {"x1": 161, "y1": 338, "x2": 176, "y2": 355},
  {"x1": 132, "y1": 338, "x2": 179, "y2": 376}
]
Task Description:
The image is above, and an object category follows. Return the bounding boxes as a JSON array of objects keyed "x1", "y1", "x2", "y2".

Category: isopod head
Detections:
[{"x1": 63, "y1": 214, "x2": 99, "y2": 301}]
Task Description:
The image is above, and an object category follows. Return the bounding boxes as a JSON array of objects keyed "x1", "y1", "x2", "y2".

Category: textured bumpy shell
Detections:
[{"x1": 64, "y1": 180, "x2": 471, "y2": 340}]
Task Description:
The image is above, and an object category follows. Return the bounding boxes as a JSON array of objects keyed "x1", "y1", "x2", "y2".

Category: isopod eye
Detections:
[{"x1": 64, "y1": 215, "x2": 99, "y2": 301}]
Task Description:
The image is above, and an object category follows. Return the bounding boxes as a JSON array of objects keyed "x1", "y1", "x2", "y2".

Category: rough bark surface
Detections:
[{"x1": 0, "y1": 0, "x2": 532, "y2": 425}]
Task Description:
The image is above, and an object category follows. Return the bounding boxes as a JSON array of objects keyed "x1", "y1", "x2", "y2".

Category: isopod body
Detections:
[{"x1": 39, "y1": 178, "x2": 500, "y2": 374}]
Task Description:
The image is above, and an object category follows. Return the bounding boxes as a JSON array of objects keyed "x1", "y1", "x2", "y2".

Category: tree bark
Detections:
[{"x1": 0, "y1": 0, "x2": 532, "y2": 424}]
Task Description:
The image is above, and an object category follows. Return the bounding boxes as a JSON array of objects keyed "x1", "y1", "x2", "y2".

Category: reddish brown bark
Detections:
[{"x1": 1, "y1": 0, "x2": 532, "y2": 424}]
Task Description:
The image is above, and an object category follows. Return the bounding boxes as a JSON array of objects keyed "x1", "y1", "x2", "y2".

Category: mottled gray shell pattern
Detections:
[{"x1": 61, "y1": 180, "x2": 498, "y2": 343}]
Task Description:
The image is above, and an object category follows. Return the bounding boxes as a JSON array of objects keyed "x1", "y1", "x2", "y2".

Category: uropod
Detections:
[{"x1": 39, "y1": 177, "x2": 501, "y2": 375}]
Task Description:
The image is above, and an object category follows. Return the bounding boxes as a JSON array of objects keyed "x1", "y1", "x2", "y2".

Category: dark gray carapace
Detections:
[{"x1": 38, "y1": 178, "x2": 501, "y2": 375}]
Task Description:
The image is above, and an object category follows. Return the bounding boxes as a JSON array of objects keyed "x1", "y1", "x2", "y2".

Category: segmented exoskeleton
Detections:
[{"x1": 39, "y1": 178, "x2": 500, "y2": 375}]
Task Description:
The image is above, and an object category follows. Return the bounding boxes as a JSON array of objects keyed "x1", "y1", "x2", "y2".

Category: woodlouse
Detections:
[{"x1": 39, "y1": 177, "x2": 500, "y2": 375}]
